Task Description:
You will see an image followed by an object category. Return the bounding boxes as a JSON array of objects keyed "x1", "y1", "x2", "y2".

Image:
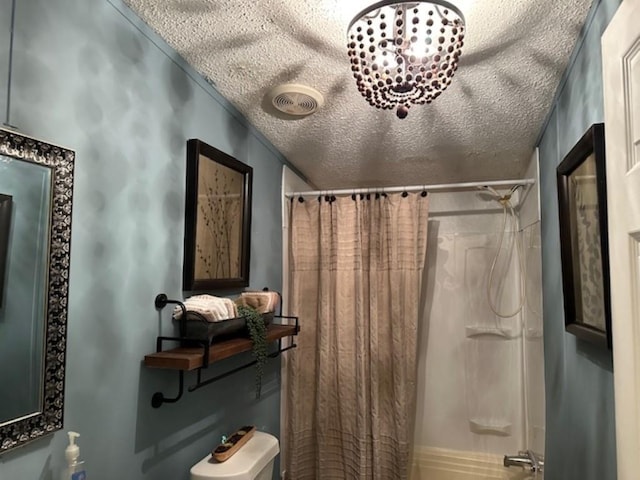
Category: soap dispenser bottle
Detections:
[{"x1": 62, "y1": 432, "x2": 87, "y2": 480}]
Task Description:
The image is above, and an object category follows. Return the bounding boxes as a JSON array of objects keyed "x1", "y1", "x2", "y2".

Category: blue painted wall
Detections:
[
  {"x1": 0, "y1": 0, "x2": 290, "y2": 478},
  {"x1": 537, "y1": 0, "x2": 621, "y2": 478}
]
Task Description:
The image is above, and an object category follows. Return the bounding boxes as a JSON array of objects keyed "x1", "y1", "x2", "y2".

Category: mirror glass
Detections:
[
  {"x1": 0, "y1": 128, "x2": 74, "y2": 453},
  {"x1": 0, "y1": 157, "x2": 52, "y2": 424}
]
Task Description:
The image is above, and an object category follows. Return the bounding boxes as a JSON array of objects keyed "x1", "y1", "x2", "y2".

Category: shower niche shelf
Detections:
[{"x1": 144, "y1": 292, "x2": 299, "y2": 407}]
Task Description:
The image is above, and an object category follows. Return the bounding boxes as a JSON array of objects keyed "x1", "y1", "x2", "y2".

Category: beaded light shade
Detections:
[{"x1": 347, "y1": 1, "x2": 465, "y2": 118}]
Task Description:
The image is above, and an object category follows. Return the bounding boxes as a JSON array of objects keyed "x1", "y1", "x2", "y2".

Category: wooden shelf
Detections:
[{"x1": 144, "y1": 324, "x2": 298, "y2": 371}]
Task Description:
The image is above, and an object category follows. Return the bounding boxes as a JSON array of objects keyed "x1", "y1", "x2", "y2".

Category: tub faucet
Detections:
[{"x1": 503, "y1": 450, "x2": 543, "y2": 472}]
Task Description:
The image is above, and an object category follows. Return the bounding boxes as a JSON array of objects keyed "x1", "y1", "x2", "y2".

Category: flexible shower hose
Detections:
[{"x1": 483, "y1": 186, "x2": 526, "y2": 318}]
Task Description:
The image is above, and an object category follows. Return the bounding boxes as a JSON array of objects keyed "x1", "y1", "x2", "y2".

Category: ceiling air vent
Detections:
[{"x1": 269, "y1": 84, "x2": 324, "y2": 117}]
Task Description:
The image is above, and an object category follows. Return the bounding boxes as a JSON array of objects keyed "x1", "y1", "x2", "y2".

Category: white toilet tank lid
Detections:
[{"x1": 190, "y1": 431, "x2": 279, "y2": 480}]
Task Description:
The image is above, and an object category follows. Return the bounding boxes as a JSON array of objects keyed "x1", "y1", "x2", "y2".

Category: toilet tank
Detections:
[{"x1": 190, "y1": 431, "x2": 279, "y2": 480}]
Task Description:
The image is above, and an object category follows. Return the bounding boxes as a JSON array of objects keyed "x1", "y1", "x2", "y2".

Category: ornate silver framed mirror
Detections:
[{"x1": 0, "y1": 128, "x2": 74, "y2": 453}]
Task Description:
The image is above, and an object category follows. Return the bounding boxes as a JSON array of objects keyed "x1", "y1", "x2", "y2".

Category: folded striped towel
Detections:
[
  {"x1": 235, "y1": 291, "x2": 280, "y2": 314},
  {"x1": 173, "y1": 295, "x2": 238, "y2": 323}
]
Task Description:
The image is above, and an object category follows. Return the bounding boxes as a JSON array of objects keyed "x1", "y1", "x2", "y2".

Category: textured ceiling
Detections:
[{"x1": 124, "y1": 0, "x2": 593, "y2": 189}]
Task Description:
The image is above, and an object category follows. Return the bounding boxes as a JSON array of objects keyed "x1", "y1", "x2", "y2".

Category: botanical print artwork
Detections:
[
  {"x1": 194, "y1": 154, "x2": 243, "y2": 281},
  {"x1": 569, "y1": 153, "x2": 605, "y2": 331}
]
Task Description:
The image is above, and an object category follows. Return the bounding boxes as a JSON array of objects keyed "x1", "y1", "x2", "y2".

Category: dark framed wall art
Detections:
[
  {"x1": 557, "y1": 123, "x2": 612, "y2": 349},
  {"x1": 183, "y1": 139, "x2": 253, "y2": 290}
]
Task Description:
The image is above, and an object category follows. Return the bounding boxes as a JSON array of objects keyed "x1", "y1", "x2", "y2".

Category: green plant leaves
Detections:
[{"x1": 238, "y1": 305, "x2": 268, "y2": 399}]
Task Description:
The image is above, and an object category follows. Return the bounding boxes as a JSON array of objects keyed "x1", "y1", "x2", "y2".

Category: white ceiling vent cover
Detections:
[{"x1": 269, "y1": 84, "x2": 324, "y2": 116}]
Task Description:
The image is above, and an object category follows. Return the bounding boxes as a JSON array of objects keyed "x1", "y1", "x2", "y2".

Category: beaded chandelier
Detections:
[{"x1": 347, "y1": 1, "x2": 466, "y2": 118}]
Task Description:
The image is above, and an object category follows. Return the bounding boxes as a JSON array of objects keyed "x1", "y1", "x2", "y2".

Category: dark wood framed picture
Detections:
[
  {"x1": 557, "y1": 123, "x2": 612, "y2": 349},
  {"x1": 183, "y1": 139, "x2": 252, "y2": 290}
]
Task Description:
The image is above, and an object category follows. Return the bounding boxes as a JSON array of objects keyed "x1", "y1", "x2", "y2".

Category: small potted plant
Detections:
[{"x1": 238, "y1": 305, "x2": 267, "y2": 398}]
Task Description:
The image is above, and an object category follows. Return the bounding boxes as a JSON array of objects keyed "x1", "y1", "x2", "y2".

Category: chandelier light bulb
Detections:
[{"x1": 347, "y1": 0, "x2": 465, "y2": 118}]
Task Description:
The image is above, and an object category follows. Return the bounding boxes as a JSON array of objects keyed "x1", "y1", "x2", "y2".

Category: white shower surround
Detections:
[{"x1": 412, "y1": 152, "x2": 544, "y2": 473}]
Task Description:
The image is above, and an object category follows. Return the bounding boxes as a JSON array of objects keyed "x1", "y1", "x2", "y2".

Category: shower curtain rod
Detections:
[{"x1": 285, "y1": 178, "x2": 536, "y2": 197}]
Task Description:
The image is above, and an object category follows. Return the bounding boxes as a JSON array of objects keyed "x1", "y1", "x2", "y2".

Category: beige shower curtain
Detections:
[{"x1": 285, "y1": 192, "x2": 429, "y2": 479}]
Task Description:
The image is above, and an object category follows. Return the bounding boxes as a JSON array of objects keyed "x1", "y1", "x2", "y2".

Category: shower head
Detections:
[
  {"x1": 477, "y1": 183, "x2": 525, "y2": 206},
  {"x1": 477, "y1": 185, "x2": 503, "y2": 200}
]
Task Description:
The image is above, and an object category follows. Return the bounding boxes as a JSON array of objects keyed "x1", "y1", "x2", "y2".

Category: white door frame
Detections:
[{"x1": 602, "y1": 1, "x2": 640, "y2": 478}]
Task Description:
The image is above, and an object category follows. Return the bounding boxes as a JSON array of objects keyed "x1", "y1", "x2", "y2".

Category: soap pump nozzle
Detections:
[{"x1": 65, "y1": 432, "x2": 80, "y2": 465}]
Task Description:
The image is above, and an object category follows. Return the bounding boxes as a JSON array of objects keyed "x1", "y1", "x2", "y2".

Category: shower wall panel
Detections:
[
  {"x1": 523, "y1": 221, "x2": 545, "y2": 456},
  {"x1": 414, "y1": 189, "x2": 541, "y2": 458},
  {"x1": 521, "y1": 152, "x2": 545, "y2": 457}
]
